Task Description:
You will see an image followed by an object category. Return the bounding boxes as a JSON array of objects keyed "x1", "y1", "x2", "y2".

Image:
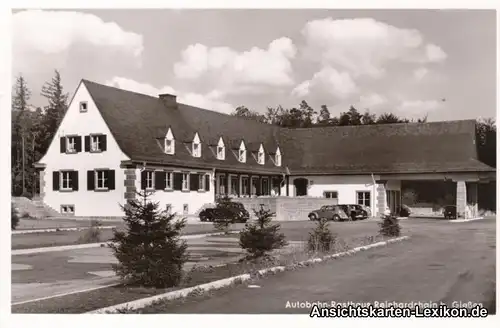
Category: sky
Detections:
[{"x1": 11, "y1": 9, "x2": 497, "y2": 121}]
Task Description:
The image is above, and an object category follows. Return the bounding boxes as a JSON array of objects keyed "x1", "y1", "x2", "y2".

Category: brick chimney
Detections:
[{"x1": 159, "y1": 93, "x2": 177, "y2": 109}]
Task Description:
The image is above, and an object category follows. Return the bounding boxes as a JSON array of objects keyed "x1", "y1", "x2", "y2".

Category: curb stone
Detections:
[
  {"x1": 449, "y1": 217, "x2": 485, "y2": 223},
  {"x1": 12, "y1": 226, "x2": 116, "y2": 235},
  {"x1": 11, "y1": 231, "x2": 240, "y2": 256},
  {"x1": 88, "y1": 236, "x2": 410, "y2": 314}
]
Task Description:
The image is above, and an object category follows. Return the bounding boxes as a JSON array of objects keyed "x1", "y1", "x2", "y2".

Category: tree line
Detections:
[
  {"x1": 11, "y1": 73, "x2": 496, "y2": 198},
  {"x1": 232, "y1": 100, "x2": 429, "y2": 128},
  {"x1": 11, "y1": 70, "x2": 68, "y2": 197}
]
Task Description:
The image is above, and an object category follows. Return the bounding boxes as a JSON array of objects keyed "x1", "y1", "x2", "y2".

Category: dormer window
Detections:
[
  {"x1": 238, "y1": 141, "x2": 246, "y2": 163},
  {"x1": 216, "y1": 137, "x2": 225, "y2": 160},
  {"x1": 192, "y1": 143, "x2": 201, "y2": 157},
  {"x1": 258, "y1": 144, "x2": 265, "y2": 165},
  {"x1": 165, "y1": 127, "x2": 175, "y2": 155},
  {"x1": 275, "y1": 147, "x2": 282, "y2": 167},
  {"x1": 192, "y1": 133, "x2": 201, "y2": 158}
]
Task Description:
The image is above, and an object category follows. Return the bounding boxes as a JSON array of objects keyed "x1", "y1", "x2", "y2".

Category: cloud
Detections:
[
  {"x1": 12, "y1": 10, "x2": 145, "y2": 83},
  {"x1": 413, "y1": 67, "x2": 429, "y2": 81},
  {"x1": 397, "y1": 99, "x2": 443, "y2": 115},
  {"x1": 173, "y1": 37, "x2": 296, "y2": 92},
  {"x1": 358, "y1": 93, "x2": 387, "y2": 109},
  {"x1": 13, "y1": 10, "x2": 143, "y2": 57},
  {"x1": 425, "y1": 44, "x2": 447, "y2": 62},
  {"x1": 292, "y1": 66, "x2": 357, "y2": 99},
  {"x1": 301, "y1": 18, "x2": 446, "y2": 78},
  {"x1": 106, "y1": 77, "x2": 175, "y2": 96},
  {"x1": 105, "y1": 77, "x2": 234, "y2": 114}
]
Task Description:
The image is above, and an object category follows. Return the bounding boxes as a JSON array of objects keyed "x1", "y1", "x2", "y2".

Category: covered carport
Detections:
[{"x1": 378, "y1": 171, "x2": 495, "y2": 219}]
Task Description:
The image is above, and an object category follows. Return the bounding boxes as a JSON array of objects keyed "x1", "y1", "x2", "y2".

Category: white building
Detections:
[{"x1": 34, "y1": 80, "x2": 496, "y2": 220}]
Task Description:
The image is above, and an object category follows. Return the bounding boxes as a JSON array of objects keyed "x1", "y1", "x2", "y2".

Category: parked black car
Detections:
[
  {"x1": 199, "y1": 202, "x2": 250, "y2": 223},
  {"x1": 308, "y1": 205, "x2": 349, "y2": 221},
  {"x1": 339, "y1": 204, "x2": 369, "y2": 220},
  {"x1": 443, "y1": 205, "x2": 457, "y2": 220}
]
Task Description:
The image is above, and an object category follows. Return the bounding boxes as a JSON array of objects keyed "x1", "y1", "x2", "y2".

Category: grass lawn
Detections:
[
  {"x1": 11, "y1": 223, "x2": 247, "y2": 250},
  {"x1": 11, "y1": 232, "x2": 383, "y2": 313},
  {"x1": 15, "y1": 218, "x2": 117, "y2": 231}
]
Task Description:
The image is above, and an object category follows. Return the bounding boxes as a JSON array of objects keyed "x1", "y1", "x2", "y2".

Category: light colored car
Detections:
[{"x1": 308, "y1": 205, "x2": 349, "y2": 221}]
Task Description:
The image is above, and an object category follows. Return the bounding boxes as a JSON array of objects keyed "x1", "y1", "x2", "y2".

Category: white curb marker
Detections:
[
  {"x1": 12, "y1": 231, "x2": 240, "y2": 256},
  {"x1": 88, "y1": 236, "x2": 409, "y2": 314},
  {"x1": 449, "y1": 217, "x2": 485, "y2": 223},
  {"x1": 11, "y1": 282, "x2": 120, "y2": 306},
  {"x1": 13, "y1": 226, "x2": 117, "y2": 235}
]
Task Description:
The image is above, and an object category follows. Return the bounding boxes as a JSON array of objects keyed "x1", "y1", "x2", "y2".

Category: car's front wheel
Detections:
[
  {"x1": 332, "y1": 214, "x2": 340, "y2": 222},
  {"x1": 309, "y1": 213, "x2": 317, "y2": 221}
]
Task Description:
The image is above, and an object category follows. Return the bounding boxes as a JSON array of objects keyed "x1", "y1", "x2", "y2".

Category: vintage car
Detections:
[
  {"x1": 443, "y1": 205, "x2": 457, "y2": 220},
  {"x1": 199, "y1": 202, "x2": 250, "y2": 223},
  {"x1": 308, "y1": 205, "x2": 349, "y2": 221},
  {"x1": 338, "y1": 204, "x2": 369, "y2": 220}
]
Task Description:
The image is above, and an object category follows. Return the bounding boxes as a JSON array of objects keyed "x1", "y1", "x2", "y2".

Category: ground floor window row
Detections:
[
  {"x1": 52, "y1": 169, "x2": 115, "y2": 192},
  {"x1": 216, "y1": 174, "x2": 283, "y2": 197},
  {"x1": 323, "y1": 190, "x2": 372, "y2": 207},
  {"x1": 141, "y1": 170, "x2": 210, "y2": 193}
]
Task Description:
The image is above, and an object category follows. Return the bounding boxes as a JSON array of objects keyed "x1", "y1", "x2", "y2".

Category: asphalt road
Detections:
[{"x1": 140, "y1": 218, "x2": 496, "y2": 314}]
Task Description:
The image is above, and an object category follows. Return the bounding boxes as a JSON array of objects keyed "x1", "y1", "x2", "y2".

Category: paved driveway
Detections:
[{"x1": 138, "y1": 218, "x2": 496, "y2": 314}]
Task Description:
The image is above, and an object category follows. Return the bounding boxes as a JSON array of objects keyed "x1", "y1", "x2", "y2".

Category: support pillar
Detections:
[
  {"x1": 467, "y1": 182, "x2": 478, "y2": 218},
  {"x1": 376, "y1": 182, "x2": 386, "y2": 216},
  {"x1": 456, "y1": 180, "x2": 467, "y2": 219},
  {"x1": 38, "y1": 169, "x2": 46, "y2": 201}
]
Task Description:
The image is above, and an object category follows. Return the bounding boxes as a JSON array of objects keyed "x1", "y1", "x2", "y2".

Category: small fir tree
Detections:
[
  {"x1": 378, "y1": 212, "x2": 401, "y2": 237},
  {"x1": 110, "y1": 191, "x2": 188, "y2": 287},
  {"x1": 308, "y1": 218, "x2": 336, "y2": 253},
  {"x1": 239, "y1": 205, "x2": 287, "y2": 259},
  {"x1": 11, "y1": 203, "x2": 19, "y2": 230},
  {"x1": 212, "y1": 194, "x2": 234, "y2": 234}
]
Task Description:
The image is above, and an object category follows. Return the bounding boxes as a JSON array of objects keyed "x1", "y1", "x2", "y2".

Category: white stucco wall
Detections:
[
  {"x1": 40, "y1": 83, "x2": 129, "y2": 217},
  {"x1": 282, "y1": 175, "x2": 403, "y2": 216},
  {"x1": 133, "y1": 169, "x2": 216, "y2": 216}
]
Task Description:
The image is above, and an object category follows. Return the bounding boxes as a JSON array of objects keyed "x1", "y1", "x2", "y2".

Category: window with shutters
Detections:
[
  {"x1": 66, "y1": 136, "x2": 77, "y2": 153},
  {"x1": 145, "y1": 171, "x2": 154, "y2": 189},
  {"x1": 182, "y1": 173, "x2": 189, "y2": 191},
  {"x1": 90, "y1": 135, "x2": 103, "y2": 152},
  {"x1": 60, "y1": 171, "x2": 73, "y2": 190},
  {"x1": 95, "y1": 170, "x2": 108, "y2": 190},
  {"x1": 165, "y1": 172, "x2": 173, "y2": 190}
]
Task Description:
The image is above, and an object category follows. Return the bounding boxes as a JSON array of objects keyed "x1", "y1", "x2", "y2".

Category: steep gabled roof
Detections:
[
  {"x1": 83, "y1": 79, "x2": 494, "y2": 176},
  {"x1": 83, "y1": 80, "x2": 284, "y2": 174}
]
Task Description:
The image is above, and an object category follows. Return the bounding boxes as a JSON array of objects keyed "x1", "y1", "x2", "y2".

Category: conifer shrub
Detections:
[
  {"x1": 307, "y1": 218, "x2": 337, "y2": 253},
  {"x1": 110, "y1": 191, "x2": 188, "y2": 288},
  {"x1": 11, "y1": 203, "x2": 19, "y2": 230},
  {"x1": 378, "y1": 213, "x2": 401, "y2": 237},
  {"x1": 78, "y1": 219, "x2": 102, "y2": 243},
  {"x1": 212, "y1": 195, "x2": 234, "y2": 234},
  {"x1": 239, "y1": 205, "x2": 287, "y2": 259}
]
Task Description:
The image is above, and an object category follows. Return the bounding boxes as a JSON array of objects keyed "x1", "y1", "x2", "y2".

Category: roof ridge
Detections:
[
  {"x1": 288, "y1": 119, "x2": 477, "y2": 130},
  {"x1": 82, "y1": 79, "x2": 162, "y2": 101}
]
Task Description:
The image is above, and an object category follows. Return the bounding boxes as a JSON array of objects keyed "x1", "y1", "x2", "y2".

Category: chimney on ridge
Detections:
[{"x1": 159, "y1": 93, "x2": 177, "y2": 109}]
